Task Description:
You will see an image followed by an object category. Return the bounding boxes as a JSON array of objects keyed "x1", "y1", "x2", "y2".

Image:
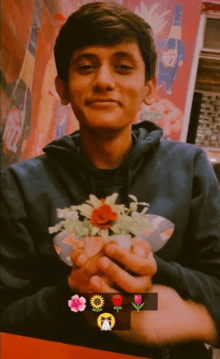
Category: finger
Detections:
[
  {"x1": 89, "y1": 275, "x2": 119, "y2": 293},
  {"x1": 80, "y1": 239, "x2": 119, "y2": 274},
  {"x1": 132, "y1": 245, "x2": 146, "y2": 258},
  {"x1": 105, "y1": 244, "x2": 156, "y2": 276},
  {"x1": 69, "y1": 243, "x2": 107, "y2": 289},
  {"x1": 70, "y1": 249, "x2": 89, "y2": 267},
  {"x1": 70, "y1": 238, "x2": 118, "y2": 267},
  {"x1": 101, "y1": 274, "x2": 115, "y2": 287},
  {"x1": 131, "y1": 237, "x2": 152, "y2": 256},
  {"x1": 98, "y1": 257, "x2": 152, "y2": 292}
]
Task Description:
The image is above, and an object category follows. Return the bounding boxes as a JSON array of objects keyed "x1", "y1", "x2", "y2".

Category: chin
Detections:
[{"x1": 81, "y1": 116, "x2": 130, "y2": 131}]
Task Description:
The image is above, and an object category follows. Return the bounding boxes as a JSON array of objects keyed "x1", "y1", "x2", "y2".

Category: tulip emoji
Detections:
[
  {"x1": 132, "y1": 295, "x2": 145, "y2": 312},
  {"x1": 112, "y1": 294, "x2": 123, "y2": 312}
]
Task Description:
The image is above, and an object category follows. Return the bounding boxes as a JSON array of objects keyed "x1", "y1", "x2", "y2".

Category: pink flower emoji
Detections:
[
  {"x1": 68, "y1": 295, "x2": 86, "y2": 312},
  {"x1": 134, "y1": 295, "x2": 142, "y2": 306},
  {"x1": 132, "y1": 295, "x2": 145, "y2": 312}
]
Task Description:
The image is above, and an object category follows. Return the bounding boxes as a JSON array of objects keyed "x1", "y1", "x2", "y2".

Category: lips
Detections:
[{"x1": 86, "y1": 99, "x2": 121, "y2": 105}]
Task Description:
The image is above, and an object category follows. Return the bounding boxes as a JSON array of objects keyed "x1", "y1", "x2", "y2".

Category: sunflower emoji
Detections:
[{"x1": 90, "y1": 295, "x2": 105, "y2": 312}]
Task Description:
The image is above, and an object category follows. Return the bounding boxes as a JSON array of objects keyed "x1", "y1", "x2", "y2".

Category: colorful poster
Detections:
[
  {"x1": 129, "y1": 0, "x2": 202, "y2": 141},
  {"x1": 1, "y1": 0, "x2": 202, "y2": 167},
  {"x1": 1, "y1": 0, "x2": 78, "y2": 169}
]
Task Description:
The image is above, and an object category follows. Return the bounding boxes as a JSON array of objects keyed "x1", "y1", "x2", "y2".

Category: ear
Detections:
[
  {"x1": 55, "y1": 76, "x2": 70, "y2": 105},
  {"x1": 143, "y1": 76, "x2": 157, "y2": 106}
]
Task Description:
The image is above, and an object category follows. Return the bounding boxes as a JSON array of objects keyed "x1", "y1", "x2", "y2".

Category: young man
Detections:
[{"x1": 1, "y1": 2, "x2": 220, "y2": 358}]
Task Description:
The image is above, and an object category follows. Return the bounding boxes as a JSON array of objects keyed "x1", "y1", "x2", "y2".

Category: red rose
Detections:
[
  {"x1": 91, "y1": 201, "x2": 117, "y2": 229},
  {"x1": 112, "y1": 294, "x2": 122, "y2": 306}
]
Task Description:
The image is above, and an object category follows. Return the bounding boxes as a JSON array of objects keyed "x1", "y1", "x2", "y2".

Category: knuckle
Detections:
[
  {"x1": 131, "y1": 258, "x2": 149, "y2": 275},
  {"x1": 83, "y1": 264, "x2": 94, "y2": 277},
  {"x1": 70, "y1": 249, "x2": 83, "y2": 261},
  {"x1": 106, "y1": 239, "x2": 118, "y2": 247},
  {"x1": 145, "y1": 276, "x2": 152, "y2": 287},
  {"x1": 108, "y1": 261, "x2": 119, "y2": 277},
  {"x1": 127, "y1": 280, "x2": 142, "y2": 293},
  {"x1": 143, "y1": 242, "x2": 152, "y2": 256},
  {"x1": 133, "y1": 262, "x2": 145, "y2": 275},
  {"x1": 147, "y1": 254, "x2": 157, "y2": 275},
  {"x1": 136, "y1": 277, "x2": 150, "y2": 292},
  {"x1": 126, "y1": 276, "x2": 151, "y2": 293},
  {"x1": 116, "y1": 249, "x2": 127, "y2": 263},
  {"x1": 133, "y1": 245, "x2": 145, "y2": 258}
]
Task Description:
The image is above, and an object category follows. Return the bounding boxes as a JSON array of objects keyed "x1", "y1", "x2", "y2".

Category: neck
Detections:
[{"x1": 80, "y1": 125, "x2": 133, "y2": 169}]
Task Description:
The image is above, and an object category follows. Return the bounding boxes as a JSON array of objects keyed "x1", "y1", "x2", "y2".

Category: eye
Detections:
[
  {"x1": 77, "y1": 64, "x2": 95, "y2": 73},
  {"x1": 115, "y1": 64, "x2": 134, "y2": 72}
]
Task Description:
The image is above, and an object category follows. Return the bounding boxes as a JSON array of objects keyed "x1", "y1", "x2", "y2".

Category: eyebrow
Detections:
[
  {"x1": 113, "y1": 51, "x2": 138, "y2": 63},
  {"x1": 71, "y1": 51, "x2": 138, "y2": 64}
]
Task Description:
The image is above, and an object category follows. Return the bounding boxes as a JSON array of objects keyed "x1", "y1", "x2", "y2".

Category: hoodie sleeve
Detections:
[
  {"x1": 0, "y1": 170, "x2": 86, "y2": 341},
  {"x1": 153, "y1": 149, "x2": 220, "y2": 347}
]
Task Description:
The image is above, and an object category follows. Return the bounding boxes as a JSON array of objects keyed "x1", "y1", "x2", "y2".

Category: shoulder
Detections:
[
  {"x1": 158, "y1": 140, "x2": 206, "y2": 163},
  {"x1": 158, "y1": 140, "x2": 217, "y2": 184},
  {"x1": 2, "y1": 154, "x2": 51, "y2": 176},
  {"x1": 160, "y1": 139, "x2": 204, "y2": 156},
  {"x1": 1, "y1": 155, "x2": 50, "y2": 188}
]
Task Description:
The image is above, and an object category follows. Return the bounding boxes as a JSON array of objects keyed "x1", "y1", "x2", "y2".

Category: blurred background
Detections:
[{"x1": 1, "y1": 0, "x2": 219, "y2": 175}]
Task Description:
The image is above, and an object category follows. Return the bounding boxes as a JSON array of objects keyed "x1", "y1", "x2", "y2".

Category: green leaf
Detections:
[
  {"x1": 56, "y1": 208, "x2": 67, "y2": 219},
  {"x1": 131, "y1": 211, "x2": 141, "y2": 218},
  {"x1": 53, "y1": 221, "x2": 65, "y2": 232},
  {"x1": 139, "y1": 302, "x2": 145, "y2": 309},
  {"x1": 130, "y1": 202, "x2": 138, "y2": 211},
  {"x1": 111, "y1": 225, "x2": 120, "y2": 234},
  {"x1": 99, "y1": 229, "x2": 109, "y2": 240},
  {"x1": 92, "y1": 308, "x2": 103, "y2": 312},
  {"x1": 70, "y1": 205, "x2": 77, "y2": 211},
  {"x1": 48, "y1": 226, "x2": 56, "y2": 234},
  {"x1": 141, "y1": 207, "x2": 149, "y2": 214},
  {"x1": 91, "y1": 226, "x2": 100, "y2": 236},
  {"x1": 132, "y1": 303, "x2": 138, "y2": 310},
  {"x1": 115, "y1": 204, "x2": 127, "y2": 214}
]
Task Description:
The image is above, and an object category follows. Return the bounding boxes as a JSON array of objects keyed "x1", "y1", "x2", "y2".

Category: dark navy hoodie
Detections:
[{"x1": 1, "y1": 121, "x2": 220, "y2": 358}]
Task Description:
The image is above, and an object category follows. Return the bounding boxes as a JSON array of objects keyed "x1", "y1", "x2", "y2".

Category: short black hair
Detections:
[{"x1": 54, "y1": 1, "x2": 157, "y2": 83}]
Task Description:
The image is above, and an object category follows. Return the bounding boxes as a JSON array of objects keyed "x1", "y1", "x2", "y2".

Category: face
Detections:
[{"x1": 56, "y1": 42, "x2": 156, "y2": 132}]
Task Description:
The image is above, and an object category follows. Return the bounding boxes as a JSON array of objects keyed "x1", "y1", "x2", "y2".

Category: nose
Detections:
[{"x1": 92, "y1": 64, "x2": 115, "y2": 91}]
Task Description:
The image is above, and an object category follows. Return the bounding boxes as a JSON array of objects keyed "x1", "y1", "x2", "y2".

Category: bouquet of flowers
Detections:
[{"x1": 49, "y1": 193, "x2": 152, "y2": 246}]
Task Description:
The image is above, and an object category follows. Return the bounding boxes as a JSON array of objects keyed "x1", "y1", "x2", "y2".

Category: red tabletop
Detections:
[{"x1": 1, "y1": 332, "x2": 148, "y2": 359}]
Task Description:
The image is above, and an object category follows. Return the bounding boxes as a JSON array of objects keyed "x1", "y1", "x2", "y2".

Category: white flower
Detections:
[
  {"x1": 48, "y1": 227, "x2": 55, "y2": 234},
  {"x1": 57, "y1": 208, "x2": 67, "y2": 218},
  {"x1": 128, "y1": 194, "x2": 138, "y2": 202},
  {"x1": 66, "y1": 211, "x2": 79, "y2": 219},
  {"x1": 49, "y1": 194, "x2": 151, "y2": 241}
]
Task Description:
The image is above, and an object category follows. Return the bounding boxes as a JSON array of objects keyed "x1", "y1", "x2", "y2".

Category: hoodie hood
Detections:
[
  {"x1": 43, "y1": 121, "x2": 163, "y2": 204},
  {"x1": 43, "y1": 121, "x2": 163, "y2": 170}
]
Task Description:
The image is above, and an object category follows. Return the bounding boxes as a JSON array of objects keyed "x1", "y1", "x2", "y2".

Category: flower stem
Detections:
[{"x1": 114, "y1": 306, "x2": 122, "y2": 312}]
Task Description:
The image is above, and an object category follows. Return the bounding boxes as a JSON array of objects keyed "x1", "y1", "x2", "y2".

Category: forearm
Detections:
[
  {"x1": 115, "y1": 285, "x2": 218, "y2": 346},
  {"x1": 153, "y1": 256, "x2": 220, "y2": 347},
  {"x1": 184, "y1": 299, "x2": 218, "y2": 346}
]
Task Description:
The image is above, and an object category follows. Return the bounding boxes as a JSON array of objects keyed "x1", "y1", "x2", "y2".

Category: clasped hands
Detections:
[
  {"x1": 68, "y1": 237, "x2": 161, "y2": 345},
  {"x1": 68, "y1": 237, "x2": 157, "y2": 294},
  {"x1": 67, "y1": 236, "x2": 218, "y2": 346}
]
